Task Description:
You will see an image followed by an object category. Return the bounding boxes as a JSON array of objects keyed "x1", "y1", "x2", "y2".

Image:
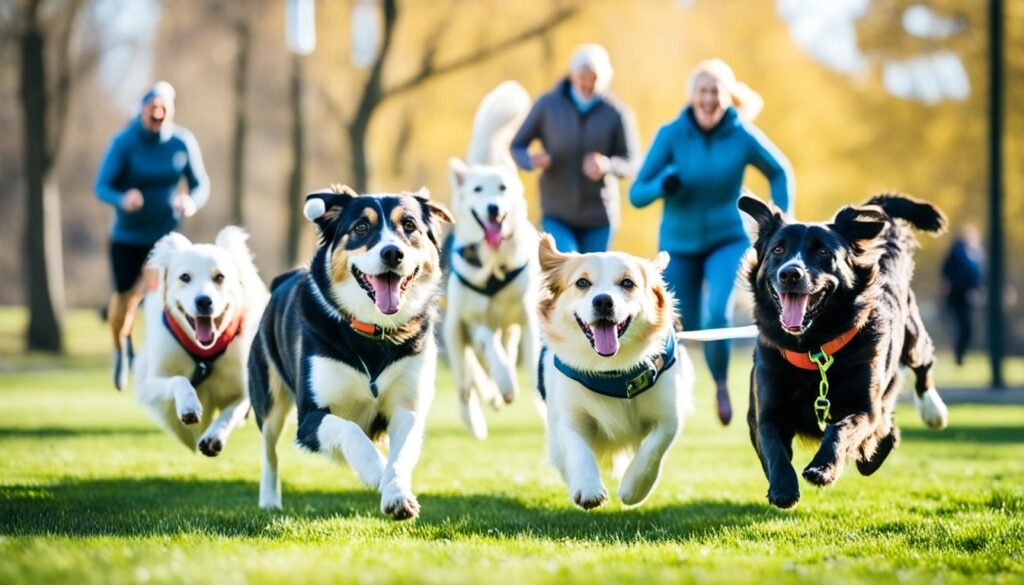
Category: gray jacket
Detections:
[{"x1": 511, "y1": 79, "x2": 640, "y2": 229}]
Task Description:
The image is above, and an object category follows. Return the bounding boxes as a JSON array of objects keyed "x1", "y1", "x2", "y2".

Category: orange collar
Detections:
[
  {"x1": 348, "y1": 316, "x2": 383, "y2": 338},
  {"x1": 780, "y1": 326, "x2": 859, "y2": 370},
  {"x1": 163, "y1": 309, "x2": 245, "y2": 361}
]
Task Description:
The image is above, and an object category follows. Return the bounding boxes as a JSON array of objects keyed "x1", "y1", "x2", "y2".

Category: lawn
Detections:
[{"x1": 0, "y1": 309, "x2": 1022, "y2": 585}]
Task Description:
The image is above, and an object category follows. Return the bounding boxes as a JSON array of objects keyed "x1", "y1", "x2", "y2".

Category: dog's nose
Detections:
[
  {"x1": 779, "y1": 265, "x2": 805, "y2": 284},
  {"x1": 380, "y1": 244, "x2": 404, "y2": 268},
  {"x1": 195, "y1": 295, "x2": 213, "y2": 316},
  {"x1": 592, "y1": 294, "x2": 614, "y2": 317},
  {"x1": 487, "y1": 204, "x2": 500, "y2": 221}
]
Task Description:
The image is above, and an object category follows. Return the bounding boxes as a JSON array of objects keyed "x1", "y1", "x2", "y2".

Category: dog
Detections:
[
  {"x1": 135, "y1": 227, "x2": 268, "y2": 456},
  {"x1": 536, "y1": 235, "x2": 693, "y2": 509},
  {"x1": 444, "y1": 80, "x2": 541, "y2": 439},
  {"x1": 248, "y1": 186, "x2": 453, "y2": 519},
  {"x1": 739, "y1": 193, "x2": 949, "y2": 509}
]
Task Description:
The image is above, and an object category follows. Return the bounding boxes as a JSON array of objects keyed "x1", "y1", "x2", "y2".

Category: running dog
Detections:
[
  {"x1": 444, "y1": 81, "x2": 541, "y2": 439},
  {"x1": 249, "y1": 186, "x2": 452, "y2": 519},
  {"x1": 537, "y1": 235, "x2": 693, "y2": 509},
  {"x1": 135, "y1": 227, "x2": 268, "y2": 456},
  {"x1": 739, "y1": 193, "x2": 949, "y2": 509}
]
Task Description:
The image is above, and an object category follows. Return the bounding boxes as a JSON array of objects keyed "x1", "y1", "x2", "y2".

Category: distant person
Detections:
[
  {"x1": 630, "y1": 59, "x2": 793, "y2": 426},
  {"x1": 511, "y1": 43, "x2": 640, "y2": 253},
  {"x1": 941, "y1": 224, "x2": 983, "y2": 366},
  {"x1": 95, "y1": 81, "x2": 210, "y2": 390}
]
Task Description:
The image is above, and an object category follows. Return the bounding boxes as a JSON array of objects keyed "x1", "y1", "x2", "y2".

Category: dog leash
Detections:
[
  {"x1": 808, "y1": 349, "x2": 834, "y2": 431},
  {"x1": 675, "y1": 325, "x2": 759, "y2": 342}
]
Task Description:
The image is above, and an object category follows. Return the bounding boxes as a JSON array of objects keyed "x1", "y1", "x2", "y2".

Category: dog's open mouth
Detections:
[
  {"x1": 575, "y1": 314, "x2": 632, "y2": 357},
  {"x1": 353, "y1": 266, "x2": 419, "y2": 315},
  {"x1": 177, "y1": 302, "x2": 227, "y2": 348},
  {"x1": 471, "y1": 210, "x2": 504, "y2": 250},
  {"x1": 770, "y1": 286, "x2": 828, "y2": 335}
]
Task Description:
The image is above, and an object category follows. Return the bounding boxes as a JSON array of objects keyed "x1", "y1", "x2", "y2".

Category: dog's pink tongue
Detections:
[
  {"x1": 195, "y1": 316, "x2": 215, "y2": 346},
  {"x1": 592, "y1": 322, "x2": 619, "y2": 356},
  {"x1": 368, "y1": 273, "x2": 401, "y2": 314},
  {"x1": 483, "y1": 222, "x2": 503, "y2": 249},
  {"x1": 780, "y1": 293, "x2": 809, "y2": 331}
]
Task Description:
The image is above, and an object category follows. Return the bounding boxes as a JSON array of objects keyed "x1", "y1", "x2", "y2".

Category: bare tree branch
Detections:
[{"x1": 382, "y1": 3, "x2": 578, "y2": 100}]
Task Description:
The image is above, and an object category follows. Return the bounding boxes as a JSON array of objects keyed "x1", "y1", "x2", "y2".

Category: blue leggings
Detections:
[
  {"x1": 541, "y1": 217, "x2": 611, "y2": 253},
  {"x1": 663, "y1": 239, "x2": 750, "y2": 383}
]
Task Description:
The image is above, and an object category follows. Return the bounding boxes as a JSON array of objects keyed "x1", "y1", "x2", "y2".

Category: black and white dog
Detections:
[
  {"x1": 248, "y1": 186, "x2": 453, "y2": 519},
  {"x1": 739, "y1": 193, "x2": 949, "y2": 509}
]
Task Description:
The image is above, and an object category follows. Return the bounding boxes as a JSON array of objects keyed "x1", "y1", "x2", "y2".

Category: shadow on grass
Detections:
[
  {"x1": 0, "y1": 426, "x2": 160, "y2": 439},
  {"x1": 901, "y1": 424, "x2": 1024, "y2": 445},
  {"x1": 0, "y1": 477, "x2": 777, "y2": 543}
]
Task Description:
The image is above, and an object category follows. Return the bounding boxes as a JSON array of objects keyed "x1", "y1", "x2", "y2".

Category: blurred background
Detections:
[{"x1": 0, "y1": 0, "x2": 1020, "y2": 383}]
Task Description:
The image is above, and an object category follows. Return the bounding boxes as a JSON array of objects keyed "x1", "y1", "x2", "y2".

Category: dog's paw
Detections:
[
  {"x1": 767, "y1": 487, "x2": 800, "y2": 509},
  {"x1": 571, "y1": 484, "x2": 608, "y2": 510},
  {"x1": 179, "y1": 408, "x2": 201, "y2": 425},
  {"x1": 380, "y1": 487, "x2": 420, "y2": 521},
  {"x1": 802, "y1": 463, "x2": 839, "y2": 487},
  {"x1": 259, "y1": 498, "x2": 283, "y2": 511},
  {"x1": 198, "y1": 435, "x2": 223, "y2": 457},
  {"x1": 915, "y1": 388, "x2": 948, "y2": 430}
]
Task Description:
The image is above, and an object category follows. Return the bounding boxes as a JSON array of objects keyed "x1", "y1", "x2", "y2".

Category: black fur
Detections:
[{"x1": 739, "y1": 193, "x2": 946, "y2": 509}]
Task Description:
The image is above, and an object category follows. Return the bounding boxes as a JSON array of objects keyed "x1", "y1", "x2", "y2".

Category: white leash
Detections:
[{"x1": 676, "y1": 325, "x2": 759, "y2": 342}]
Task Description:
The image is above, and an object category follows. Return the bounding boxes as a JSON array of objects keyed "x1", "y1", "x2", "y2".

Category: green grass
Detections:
[{"x1": 1, "y1": 308, "x2": 1022, "y2": 584}]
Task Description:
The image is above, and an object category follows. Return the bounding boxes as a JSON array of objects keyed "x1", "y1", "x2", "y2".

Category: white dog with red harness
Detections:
[{"x1": 134, "y1": 227, "x2": 268, "y2": 456}]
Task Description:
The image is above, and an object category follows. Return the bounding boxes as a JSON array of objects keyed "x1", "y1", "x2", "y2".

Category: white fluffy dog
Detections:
[
  {"x1": 134, "y1": 227, "x2": 268, "y2": 456},
  {"x1": 537, "y1": 235, "x2": 693, "y2": 509},
  {"x1": 444, "y1": 80, "x2": 541, "y2": 440}
]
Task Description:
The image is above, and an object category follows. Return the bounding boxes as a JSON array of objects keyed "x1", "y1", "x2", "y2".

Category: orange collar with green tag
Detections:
[
  {"x1": 779, "y1": 326, "x2": 859, "y2": 431},
  {"x1": 780, "y1": 326, "x2": 859, "y2": 371}
]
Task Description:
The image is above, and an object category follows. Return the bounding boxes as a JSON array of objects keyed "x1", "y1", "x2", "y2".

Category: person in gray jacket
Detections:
[{"x1": 511, "y1": 43, "x2": 640, "y2": 253}]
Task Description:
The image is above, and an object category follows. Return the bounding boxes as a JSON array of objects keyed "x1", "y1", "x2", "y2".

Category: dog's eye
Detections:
[
  {"x1": 816, "y1": 247, "x2": 830, "y2": 258},
  {"x1": 213, "y1": 273, "x2": 225, "y2": 285},
  {"x1": 771, "y1": 244, "x2": 785, "y2": 256},
  {"x1": 575, "y1": 278, "x2": 591, "y2": 289},
  {"x1": 499, "y1": 184, "x2": 506, "y2": 192},
  {"x1": 473, "y1": 185, "x2": 482, "y2": 193},
  {"x1": 179, "y1": 273, "x2": 191, "y2": 284},
  {"x1": 620, "y1": 278, "x2": 635, "y2": 290},
  {"x1": 352, "y1": 220, "x2": 369, "y2": 234},
  {"x1": 402, "y1": 218, "x2": 417, "y2": 233}
]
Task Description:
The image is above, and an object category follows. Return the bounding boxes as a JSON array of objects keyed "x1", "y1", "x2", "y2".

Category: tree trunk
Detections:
[
  {"x1": 285, "y1": 53, "x2": 305, "y2": 267},
  {"x1": 229, "y1": 17, "x2": 251, "y2": 227},
  {"x1": 20, "y1": 23, "x2": 65, "y2": 353}
]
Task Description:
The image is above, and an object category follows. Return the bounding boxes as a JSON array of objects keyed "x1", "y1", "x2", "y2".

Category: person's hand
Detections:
[
  {"x1": 120, "y1": 189, "x2": 143, "y2": 213},
  {"x1": 173, "y1": 193, "x2": 197, "y2": 217},
  {"x1": 662, "y1": 173, "x2": 682, "y2": 194},
  {"x1": 582, "y1": 152, "x2": 609, "y2": 181},
  {"x1": 530, "y1": 152, "x2": 552, "y2": 170}
]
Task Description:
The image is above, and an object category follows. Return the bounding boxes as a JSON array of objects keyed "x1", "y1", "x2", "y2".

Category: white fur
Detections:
[
  {"x1": 134, "y1": 227, "x2": 269, "y2": 455},
  {"x1": 540, "y1": 250, "x2": 694, "y2": 509},
  {"x1": 914, "y1": 387, "x2": 949, "y2": 430},
  {"x1": 444, "y1": 81, "x2": 541, "y2": 439}
]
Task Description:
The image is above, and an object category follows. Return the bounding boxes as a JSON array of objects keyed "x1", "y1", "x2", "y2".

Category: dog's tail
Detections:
[
  {"x1": 868, "y1": 193, "x2": 947, "y2": 234},
  {"x1": 466, "y1": 80, "x2": 531, "y2": 168}
]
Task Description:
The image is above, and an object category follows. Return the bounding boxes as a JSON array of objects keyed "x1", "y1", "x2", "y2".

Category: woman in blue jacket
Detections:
[
  {"x1": 95, "y1": 81, "x2": 210, "y2": 390},
  {"x1": 630, "y1": 59, "x2": 793, "y2": 425}
]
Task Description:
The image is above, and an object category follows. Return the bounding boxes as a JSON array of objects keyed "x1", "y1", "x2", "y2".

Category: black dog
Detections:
[{"x1": 739, "y1": 193, "x2": 949, "y2": 509}]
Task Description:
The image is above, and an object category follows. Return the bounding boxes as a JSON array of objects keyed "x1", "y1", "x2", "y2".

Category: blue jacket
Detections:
[
  {"x1": 95, "y1": 118, "x2": 210, "y2": 245},
  {"x1": 629, "y1": 107, "x2": 793, "y2": 254}
]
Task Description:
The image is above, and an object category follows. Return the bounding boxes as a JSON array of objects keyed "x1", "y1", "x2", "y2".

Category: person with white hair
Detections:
[
  {"x1": 511, "y1": 43, "x2": 640, "y2": 253},
  {"x1": 630, "y1": 59, "x2": 794, "y2": 426},
  {"x1": 95, "y1": 80, "x2": 210, "y2": 391}
]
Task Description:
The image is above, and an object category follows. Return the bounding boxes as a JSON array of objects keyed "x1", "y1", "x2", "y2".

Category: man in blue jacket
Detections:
[
  {"x1": 630, "y1": 59, "x2": 793, "y2": 425},
  {"x1": 95, "y1": 81, "x2": 210, "y2": 390}
]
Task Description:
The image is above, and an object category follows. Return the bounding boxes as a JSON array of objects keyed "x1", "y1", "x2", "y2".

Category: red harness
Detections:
[
  {"x1": 780, "y1": 326, "x2": 859, "y2": 370},
  {"x1": 163, "y1": 309, "x2": 245, "y2": 361}
]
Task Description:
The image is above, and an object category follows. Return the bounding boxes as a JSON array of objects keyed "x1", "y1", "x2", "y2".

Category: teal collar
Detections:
[{"x1": 553, "y1": 333, "x2": 677, "y2": 399}]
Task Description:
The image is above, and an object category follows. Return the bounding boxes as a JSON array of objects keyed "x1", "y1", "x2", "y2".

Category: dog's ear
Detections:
[
  {"x1": 832, "y1": 205, "x2": 888, "y2": 246},
  {"x1": 738, "y1": 194, "x2": 785, "y2": 242},
  {"x1": 412, "y1": 187, "x2": 454, "y2": 248},
  {"x1": 147, "y1": 232, "x2": 191, "y2": 271},
  {"x1": 449, "y1": 158, "x2": 469, "y2": 193},
  {"x1": 304, "y1": 188, "x2": 355, "y2": 244},
  {"x1": 649, "y1": 251, "x2": 670, "y2": 274},
  {"x1": 538, "y1": 233, "x2": 569, "y2": 276},
  {"x1": 214, "y1": 226, "x2": 253, "y2": 260}
]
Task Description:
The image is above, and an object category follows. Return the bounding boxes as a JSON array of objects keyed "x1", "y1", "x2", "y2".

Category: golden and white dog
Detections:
[
  {"x1": 134, "y1": 227, "x2": 268, "y2": 456},
  {"x1": 537, "y1": 235, "x2": 693, "y2": 509},
  {"x1": 444, "y1": 81, "x2": 541, "y2": 439}
]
